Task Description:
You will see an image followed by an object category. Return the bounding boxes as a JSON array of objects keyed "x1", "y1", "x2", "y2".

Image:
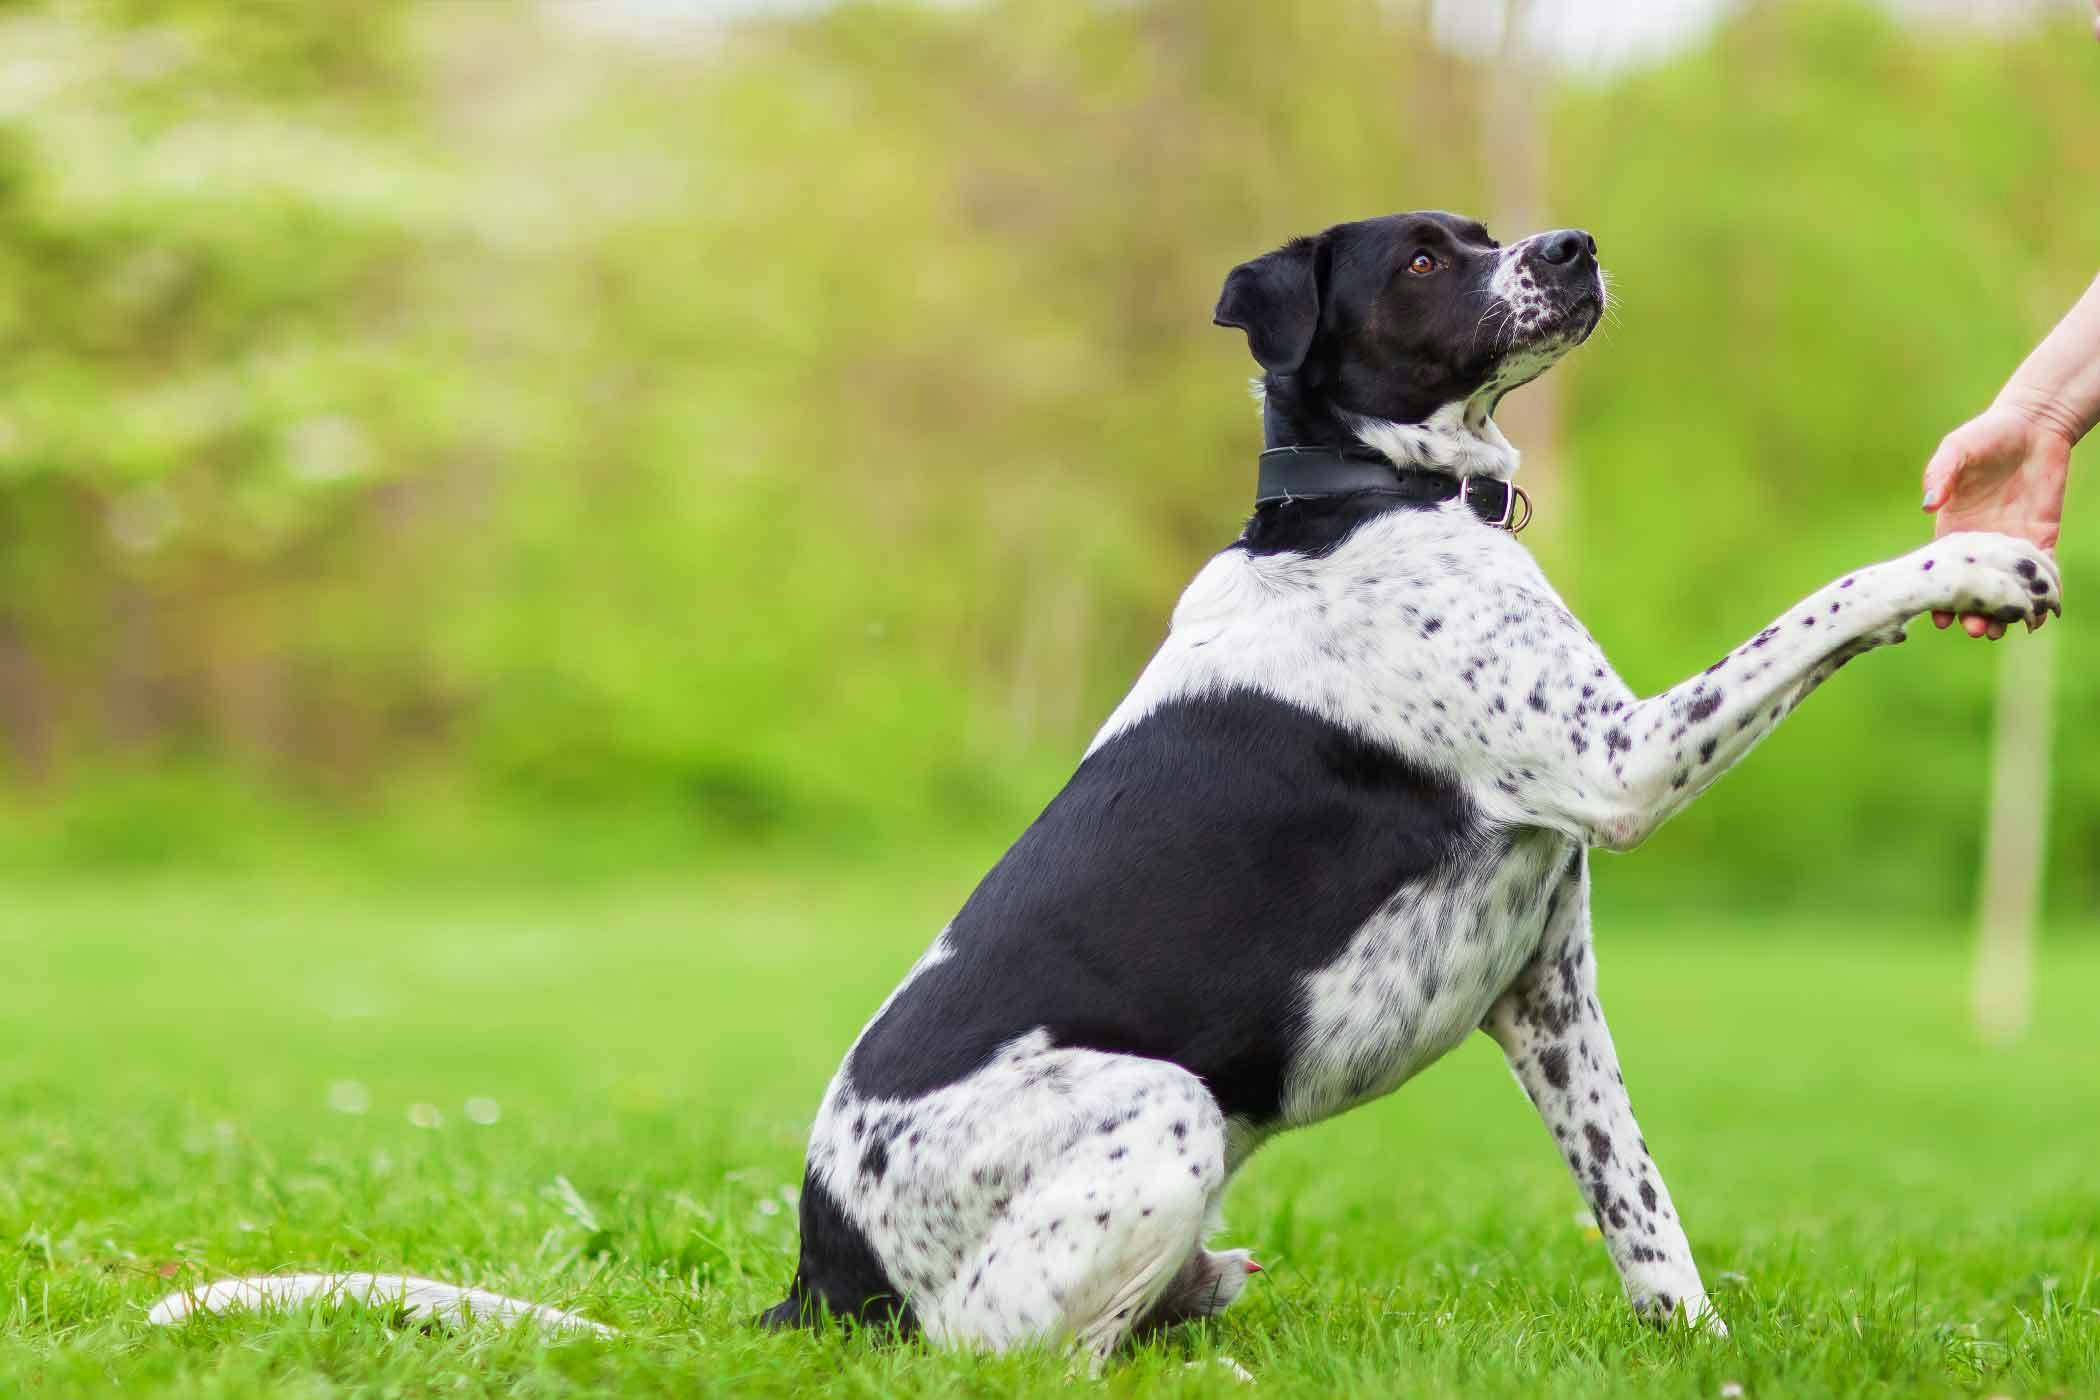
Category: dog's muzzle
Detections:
[{"x1": 1522, "y1": 228, "x2": 1604, "y2": 342}]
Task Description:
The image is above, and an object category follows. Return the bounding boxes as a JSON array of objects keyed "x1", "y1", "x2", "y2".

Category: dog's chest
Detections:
[
  {"x1": 1085, "y1": 507, "x2": 1594, "y2": 1129},
  {"x1": 1281, "y1": 826, "x2": 1573, "y2": 1126}
]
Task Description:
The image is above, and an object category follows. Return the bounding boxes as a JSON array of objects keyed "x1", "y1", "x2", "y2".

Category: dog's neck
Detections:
[{"x1": 1254, "y1": 377, "x2": 1520, "y2": 481}]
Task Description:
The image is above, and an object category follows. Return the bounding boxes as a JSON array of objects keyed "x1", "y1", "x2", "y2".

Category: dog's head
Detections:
[{"x1": 1214, "y1": 211, "x2": 1603, "y2": 477}]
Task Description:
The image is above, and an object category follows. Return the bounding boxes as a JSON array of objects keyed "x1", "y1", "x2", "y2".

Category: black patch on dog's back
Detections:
[
  {"x1": 848, "y1": 689, "x2": 1472, "y2": 1122},
  {"x1": 759, "y1": 1167, "x2": 916, "y2": 1335}
]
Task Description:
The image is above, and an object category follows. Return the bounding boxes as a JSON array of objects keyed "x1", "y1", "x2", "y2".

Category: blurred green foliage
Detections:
[{"x1": 0, "y1": 0, "x2": 2092, "y2": 916}]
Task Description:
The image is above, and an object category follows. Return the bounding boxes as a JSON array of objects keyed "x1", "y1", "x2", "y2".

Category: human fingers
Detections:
[{"x1": 1921, "y1": 435, "x2": 1966, "y2": 513}]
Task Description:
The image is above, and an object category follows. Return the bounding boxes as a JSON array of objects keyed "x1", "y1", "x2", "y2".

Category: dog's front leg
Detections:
[
  {"x1": 1523, "y1": 530, "x2": 2060, "y2": 851},
  {"x1": 1482, "y1": 850, "x2": 1723, "y2": 1334}
]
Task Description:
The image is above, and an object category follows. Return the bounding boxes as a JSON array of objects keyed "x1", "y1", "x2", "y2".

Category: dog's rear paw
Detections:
[{"x1": 1923, "y1": 532, "x2": 2062, "y2": 627}]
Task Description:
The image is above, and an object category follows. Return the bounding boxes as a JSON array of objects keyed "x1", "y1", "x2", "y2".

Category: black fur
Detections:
[
  {"x1": 760, "y1": 1168, "x2": 918, "y2": 1335},
  {"x1": 846, "y1": 689, "x2": 1473, "y2": 1121},
  {"x1": 1235, "y1": 494, "x2": 1426, "y2": 559}
]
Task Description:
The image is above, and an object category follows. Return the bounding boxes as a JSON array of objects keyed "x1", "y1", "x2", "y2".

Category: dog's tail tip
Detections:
[{"x1": 145, "y1": 1272, "x2": 616, "y2": 1336}]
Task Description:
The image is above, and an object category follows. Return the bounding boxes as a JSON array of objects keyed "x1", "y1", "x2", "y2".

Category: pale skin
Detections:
[{"x1": 1921, "y1": 0, "x2": 2100, "y2": 637}]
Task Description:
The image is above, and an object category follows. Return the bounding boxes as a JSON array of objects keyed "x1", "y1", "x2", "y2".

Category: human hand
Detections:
[{"x1": 1921, "y1": 401, "x2": 2071, "y2": 638}]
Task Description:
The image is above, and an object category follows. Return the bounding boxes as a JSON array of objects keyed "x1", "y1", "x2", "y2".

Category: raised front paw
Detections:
[{"x1": 1919, "y1": 532, "x2": 2062, "y2": 628}]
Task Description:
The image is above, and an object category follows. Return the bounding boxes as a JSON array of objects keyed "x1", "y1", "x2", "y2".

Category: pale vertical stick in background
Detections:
[{"x1": 1972, "y1": 629, "x2": 2055, "y2": 1044}]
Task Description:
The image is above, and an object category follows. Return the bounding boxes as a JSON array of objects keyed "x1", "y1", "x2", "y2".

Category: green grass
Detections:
[{"x1": 3, "y1": 865, "x2": 2097, "y2": 1397}]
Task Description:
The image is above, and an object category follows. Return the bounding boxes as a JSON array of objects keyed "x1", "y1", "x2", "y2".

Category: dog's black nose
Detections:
[{"x1": 1537, "y1": 228, "x2": 1596, "y2": 266}]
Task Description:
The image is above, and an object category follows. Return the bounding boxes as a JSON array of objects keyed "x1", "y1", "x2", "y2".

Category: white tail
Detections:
[{"x1": 146, "y1": 1273, "x2": 615, "y2": 1336}]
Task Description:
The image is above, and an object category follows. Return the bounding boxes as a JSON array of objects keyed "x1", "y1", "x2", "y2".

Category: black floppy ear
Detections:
[{"x1": 1212, "y1": 235, "x2": 1324, "y2": 376}]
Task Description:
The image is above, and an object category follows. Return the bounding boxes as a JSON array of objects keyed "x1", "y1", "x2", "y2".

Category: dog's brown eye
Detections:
[{"x1": 1407, "y1": 251, "x2": 1436, "y2": 276}]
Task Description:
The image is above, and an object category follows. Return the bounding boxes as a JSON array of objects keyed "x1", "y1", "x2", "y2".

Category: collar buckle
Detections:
[{"x1": 1256, "y1": 446, "x2": 1533, "y2": 533}]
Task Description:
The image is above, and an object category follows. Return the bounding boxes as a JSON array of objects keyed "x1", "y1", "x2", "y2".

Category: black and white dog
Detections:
[
  {"x1": 148, "y1": 213, "x2": 2060, "y2": 1354},
  {"x1": 756, "y1": 212, "x2": 2061, "y2": 1360}
]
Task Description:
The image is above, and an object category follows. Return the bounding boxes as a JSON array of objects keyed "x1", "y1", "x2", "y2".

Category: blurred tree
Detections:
[{"x1": 0, "y1": 0, "x2": 2091, "y2": 922}]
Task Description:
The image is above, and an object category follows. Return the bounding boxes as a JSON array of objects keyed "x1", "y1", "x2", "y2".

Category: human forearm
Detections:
[{"x1": 1994, "y1": 272, "x2": 2100, "y2": 446}]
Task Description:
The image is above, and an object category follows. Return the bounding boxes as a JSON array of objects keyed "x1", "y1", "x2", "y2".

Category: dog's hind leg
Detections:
[
  {"x1": 1481, "y1": 851, "x2": 1724, "y2": 1335},
  {"x1": 918, "y1": 1056, "x2": 1232, "y2": 1369},
  {"x1": 1132, "y1": 1234, "x2": 1258, "y2": 1339}
]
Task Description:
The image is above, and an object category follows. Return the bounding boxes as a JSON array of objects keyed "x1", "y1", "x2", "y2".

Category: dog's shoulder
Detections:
[{"x1": 1105, "y1": 503, "x2": 1612, "y2": 834}]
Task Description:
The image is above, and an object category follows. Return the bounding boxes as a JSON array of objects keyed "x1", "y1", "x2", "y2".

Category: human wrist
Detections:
[{"x1": 1991, "y1": 383, "x2": 2091, "y2": 450}]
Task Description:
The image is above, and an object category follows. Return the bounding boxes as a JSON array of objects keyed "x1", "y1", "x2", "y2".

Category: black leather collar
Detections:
[{"x1": 1254, "y1": 446, "x2": 1530, "y2": 532}]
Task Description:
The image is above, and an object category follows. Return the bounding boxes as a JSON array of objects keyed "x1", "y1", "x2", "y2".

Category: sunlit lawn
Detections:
[{"x1": 2, "y1": 864, "x2": 2096, "y2": 1397}]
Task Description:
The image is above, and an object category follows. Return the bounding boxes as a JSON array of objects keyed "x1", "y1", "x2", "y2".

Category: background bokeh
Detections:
[{"x1": 0, "y1": 0, "x2": 2094, "y2": 925}]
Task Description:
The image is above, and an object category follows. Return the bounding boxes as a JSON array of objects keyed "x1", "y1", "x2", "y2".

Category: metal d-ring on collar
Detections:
[{"x1": 1253, "y1": 446, "x2": 1533, "y2": 533}]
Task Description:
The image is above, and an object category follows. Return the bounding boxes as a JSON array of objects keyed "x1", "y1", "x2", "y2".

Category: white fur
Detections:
[
  {"x1": 1488, "y1": 235, "x2": 1545, "y2": 321},
  {"x1": 146, "y1": 1273, "x2": 614, "y2": 1335},
  {"x1": 1480, "y1": 856, "x2": 1721, "y2": 1330},
  {"x1": 809, "y1": 1030, "x2": 1233, "y2": 1359},
  {"x1": 1345, "y1": 401, "x2": 1520, "y2": 479},
  {"x1": 1284, "y1": 826, "x2": 1570, "y2": 1126},
  {"x1": 1089, "y1": 507, "x2": 2056, "y2": 853}
]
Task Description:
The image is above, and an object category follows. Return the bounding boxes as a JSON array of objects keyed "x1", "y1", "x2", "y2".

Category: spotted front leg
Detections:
[{"x1": 1481, "y1": 853, "x2": 1724, "y2": 1334}]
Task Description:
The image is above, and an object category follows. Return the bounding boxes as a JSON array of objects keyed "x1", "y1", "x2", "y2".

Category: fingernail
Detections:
[{"x1": 1921, "y1": 491, "x2": 1935, "y2": 511}]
